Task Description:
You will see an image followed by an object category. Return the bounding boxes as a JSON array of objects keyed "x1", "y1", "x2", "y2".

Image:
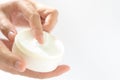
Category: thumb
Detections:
[{"x1": 0, "y1": 41, "x2": 26, "y2": 72}]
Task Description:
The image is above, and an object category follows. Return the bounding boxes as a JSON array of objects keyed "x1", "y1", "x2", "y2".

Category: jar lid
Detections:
[{"x1": 14, "y1": 28, "x2": 64, "y2": 59}]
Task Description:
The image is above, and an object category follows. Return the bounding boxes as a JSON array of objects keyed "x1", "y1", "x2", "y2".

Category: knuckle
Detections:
[
  {"x1": 46, "y1": 8, "x2": 59, "y2": 16},
  {"x1": 0, "y1": 21, "x2": 15, "y2": 35},
  {"x1": 51, "y1": 9, "x2": 59, "y2": 16},
  {"x1": 12, "y1": 0, "x2": 19, "y2": 6},
  {"x1": 0, "y1": 22, "x2": 9, "y2": 32}
]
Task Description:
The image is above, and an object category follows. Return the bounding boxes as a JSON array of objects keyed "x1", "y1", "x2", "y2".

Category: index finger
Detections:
[{"x1": 15, "y1": 1, "x2": 43, "y2": 44}]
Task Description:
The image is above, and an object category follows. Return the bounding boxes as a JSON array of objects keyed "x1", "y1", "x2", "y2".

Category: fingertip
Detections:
[
  {"x1": 8, "y1": 31, "x2": 17, "y2": 41},
  {"x1": 35, "y1": 34, "x2": 44, "y2": 44},
  {"x1": 33, "y1": 29, "x2": 44, "y2": 44},
  {"x1": 12, "y1": 54, "x2": 26, "y2": 72},
  {"x1": 58, "y1": 65, "x2": 70, "y2": 72},
  {"x1": 1, "y1": 52, "x2": 26, "y2": 72},
  {"x1": 45, "y1": 65, "x2": 70, "y2": 78},
  {"x1": 14, "y1": 60, "x2": 26, "y2": 72}
]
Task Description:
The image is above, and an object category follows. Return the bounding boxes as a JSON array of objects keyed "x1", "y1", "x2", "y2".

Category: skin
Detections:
[{"x1": 0, "y1": 0, "x2": 70, "y2": 79}]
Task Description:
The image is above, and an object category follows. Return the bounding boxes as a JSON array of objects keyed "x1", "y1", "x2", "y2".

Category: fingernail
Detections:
[
  {"x1": 8, "y1": 31, "x2": 15, "y2": 41},
  {"x1": 14, "y1": 61, "x2": 24, "y2": 72},
  {"x1": 36, "y1": 34, "x2": 44, "y2": 44},
  {"x1": 40, "y1": 35, "x2": 44, "y2": 44},
  {"x1": 38, "y1": 38, "x2": 44, "y2": 44}
]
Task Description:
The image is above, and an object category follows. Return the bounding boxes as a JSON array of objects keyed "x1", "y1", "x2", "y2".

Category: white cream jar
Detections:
[{"x1": 12, "y1": 28, "x2": 64, "y2": 72}]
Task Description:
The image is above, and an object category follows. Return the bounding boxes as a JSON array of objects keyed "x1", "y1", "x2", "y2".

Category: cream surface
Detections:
[{"x1": 12, "y1": 28, "x2": 64, "y2": 72}]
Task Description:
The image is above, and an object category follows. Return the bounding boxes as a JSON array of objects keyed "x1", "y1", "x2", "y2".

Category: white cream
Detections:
[{"x1": 12, "y1": 28, "x2": 64, "y2": 72}]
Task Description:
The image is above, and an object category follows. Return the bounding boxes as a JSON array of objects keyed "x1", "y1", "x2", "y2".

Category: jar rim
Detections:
[{"x1": 14, "y1": 28, "x2": 64, "y2": 59}]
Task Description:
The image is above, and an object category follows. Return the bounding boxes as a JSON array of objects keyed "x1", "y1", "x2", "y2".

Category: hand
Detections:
[
  {"x1": 0, "y1": 0, "x2": 58, "y2": 43},
  {"x1": 0, "y1": 0, "x2": 70, "y2": 79}
]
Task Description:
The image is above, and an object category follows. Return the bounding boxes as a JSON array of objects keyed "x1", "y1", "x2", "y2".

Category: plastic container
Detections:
[{"x1": 12, "y1": 28, "x2": 64, "y2": 72}]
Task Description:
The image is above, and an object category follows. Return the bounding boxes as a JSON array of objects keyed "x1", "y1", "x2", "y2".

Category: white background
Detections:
[{"x1": 0, "y1": 0, "x2": 120, "y2": 80}]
